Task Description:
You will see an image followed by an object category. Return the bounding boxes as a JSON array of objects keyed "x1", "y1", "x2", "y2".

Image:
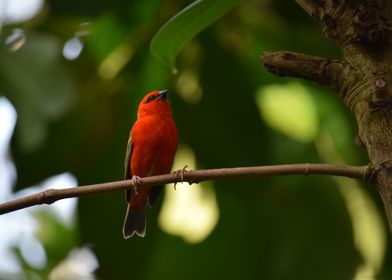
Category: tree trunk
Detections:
[{"x1": 262, "y1": 0, "x2": 392, "y2": 230}]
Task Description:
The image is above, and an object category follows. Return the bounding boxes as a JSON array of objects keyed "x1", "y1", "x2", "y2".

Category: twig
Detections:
[{"x1": 0, "y1": 163, "x2": 367, "y2": 215}]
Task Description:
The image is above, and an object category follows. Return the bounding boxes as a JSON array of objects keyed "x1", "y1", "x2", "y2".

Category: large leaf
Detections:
[{"x1": 150, "y1": 0, "x2": 239, "y2": 71}]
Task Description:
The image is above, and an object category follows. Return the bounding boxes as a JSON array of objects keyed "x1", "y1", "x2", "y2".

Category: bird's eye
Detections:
[{"x1": 145, "y1": 95, "x2": 156, "y2": 103}]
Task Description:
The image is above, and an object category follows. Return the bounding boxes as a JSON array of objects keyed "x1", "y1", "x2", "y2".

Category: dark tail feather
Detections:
[{"x1": 123, "y1": 202, "x2": 146, "y2": 239}]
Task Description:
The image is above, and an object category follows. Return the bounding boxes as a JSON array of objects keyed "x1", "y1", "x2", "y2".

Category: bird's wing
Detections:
[{"x1": 124, "y1": 135, "x2": 133, "y2": 202}]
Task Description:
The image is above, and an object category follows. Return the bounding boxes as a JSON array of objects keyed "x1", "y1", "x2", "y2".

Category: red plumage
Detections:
[{"x1": 123, "y1": 90, "x2": 178, "y2": 238}]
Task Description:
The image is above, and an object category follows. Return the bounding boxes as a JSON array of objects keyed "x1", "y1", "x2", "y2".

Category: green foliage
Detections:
[
  {"x1": 150, "y1": 0, "x2": 239, "y2": 71},
  {"x1": 0, "y1": 33, "x2": 75, "y2": 151}
]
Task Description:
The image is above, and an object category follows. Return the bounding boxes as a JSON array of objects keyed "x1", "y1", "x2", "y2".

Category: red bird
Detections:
[{"x1": 123, "y1": 90, "x2": 178, "y2": 238}]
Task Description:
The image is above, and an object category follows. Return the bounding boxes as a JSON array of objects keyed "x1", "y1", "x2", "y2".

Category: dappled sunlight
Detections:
[
  {"x1": 158, "y1": 145, "x2": 219, "y2": 243},
  {"x1": 0, "y1": 210, "x2": 39, "y2": 276},
  {"x1": 0, "y1": 98, "x2": 99, "y2": 278},
  {"x1": 316, "y1": 130, "x2": 386, "y2": 280},
  {"x1": 5, "y1": 28, "x2": 26, "y2": 51},
  {"x1": 0, "y1": 0, "x2": 43, "y2": 25},
  {"x1": 0, "y1": 171, "x2": 80, "y2": 277},
  {"x1": 16, "y1": 173, "x2": 78, "y2": 228},
  {"x1": 63, "y1": 37, "x2": 84, "y2": 61},
  {"x1": 0, "y1": 0, "x2": 43, "y2": 52},
  {"x1": 20, "y1": 235, "x2": 47, "y2": 269},
  {"x1": 175, "y1": 69, "x2": 203, "y2": 104},
  {"x1": 63, "y1": 23, "x2": 91, "y2": 61},
  {"x1": 0, "y1": 98, "x2": 17, "y2": 201},
  {"x1": 49, "y1": 246, "x2": 98, "y2": 280},
  {"x1": 340, "y1": 179, "x2": 386, "y2": 280},
  {"x1": 255, "y1": 83, "x2": 319, "y2": 142},
  {"x1": 98, "y1": 43, "x2": 134, "y2": 80}
]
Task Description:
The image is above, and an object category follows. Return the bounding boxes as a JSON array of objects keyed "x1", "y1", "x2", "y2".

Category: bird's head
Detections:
[{"x1": 137, "y1": 90, "x2": 172, "y2": 118}]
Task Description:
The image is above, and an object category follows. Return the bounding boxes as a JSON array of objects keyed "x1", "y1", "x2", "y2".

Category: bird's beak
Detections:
[{"x1": 157, "y1": 90, "x2": 168, "y2": 100}]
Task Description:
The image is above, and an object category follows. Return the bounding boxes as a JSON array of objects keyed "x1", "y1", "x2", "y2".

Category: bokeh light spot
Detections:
[
  {"x1": 158, "y1": 145, "x2": 219, "y2": 243},
  {"x1": 0, "y1": 0, "x2": 43, "y2": 24},
  {"x1": 175, "y1": 69, "x2": 203, "y2": 104},
  {"x1": 63, "y1": 37, "x2": 84, "y2": 61},
  {"x1": 49, "y1": 247, "x2": 99, "y2": 280},
  {"x1": 98, "y1": 43, "x2": 134, "y2": 80},
  {"x1": 5, "y1": 28, "x2": 26, "y2": 52},
  {"x1": 255, "y1": 82, "x2": 319, "y2": 142}
]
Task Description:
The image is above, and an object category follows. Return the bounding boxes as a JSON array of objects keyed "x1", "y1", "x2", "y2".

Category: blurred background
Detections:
[{"x1": 0, "y1": 0, "x2": 391, "y2": 279}]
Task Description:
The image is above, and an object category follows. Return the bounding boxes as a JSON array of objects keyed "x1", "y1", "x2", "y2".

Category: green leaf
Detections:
[{"x1": 150, "y1": 0, "x2": 239, "y2": 71}]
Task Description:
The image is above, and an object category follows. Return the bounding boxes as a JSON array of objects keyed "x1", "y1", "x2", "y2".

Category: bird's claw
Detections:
[
  {"x1": 173, "y1": 165, "x2": 189, "y2": 190},
  {"x1": 131, "y1": 176, "x2": 141, "y2": 196}
]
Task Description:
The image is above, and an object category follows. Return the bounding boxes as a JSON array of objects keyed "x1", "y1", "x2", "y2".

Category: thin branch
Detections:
[
  {"x1": 0, "y1": 163, "x2": 368, "y2": 215},
  {"x1": 261, "y1": 51, "x2": 344, "y2": 90}
]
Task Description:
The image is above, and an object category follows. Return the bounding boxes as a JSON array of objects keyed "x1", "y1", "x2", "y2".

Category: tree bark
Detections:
[{"x1": 262, "y1": 0, "x2": 392, "y2": 230}]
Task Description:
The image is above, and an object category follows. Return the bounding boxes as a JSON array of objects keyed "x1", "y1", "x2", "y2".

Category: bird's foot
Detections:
[
  {"x1": 131, "y1": 176, "x2": 141, "y2": 196},
  {"x1": 173, "y1": 165, "x2": 189, "y2": 190}
]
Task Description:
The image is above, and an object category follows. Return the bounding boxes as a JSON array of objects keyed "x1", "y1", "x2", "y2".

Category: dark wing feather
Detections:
[
  {"x1": 123, "y1": 132, "x2": 164, "y2": 206},
  {"x1": 124, "y1": 135, "x2": 133, "y2": 202}
]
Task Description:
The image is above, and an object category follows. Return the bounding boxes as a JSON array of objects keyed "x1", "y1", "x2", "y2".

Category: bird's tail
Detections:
[{"x1": 123, "y1": 202, "x2": 146, "y2": 238}]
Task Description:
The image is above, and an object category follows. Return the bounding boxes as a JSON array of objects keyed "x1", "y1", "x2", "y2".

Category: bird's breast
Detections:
[{"x1": 131, "y1": 115, "x2": 178, "y2": 176}]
